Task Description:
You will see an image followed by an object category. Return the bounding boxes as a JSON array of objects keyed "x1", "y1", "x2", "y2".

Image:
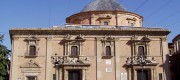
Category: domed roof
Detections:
[{"x1": 81, "y1": 0, "x2": 127, "y2": 12}]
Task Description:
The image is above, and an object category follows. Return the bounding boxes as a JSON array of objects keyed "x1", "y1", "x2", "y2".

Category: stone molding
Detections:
[
  {"x1": 9, "y1": 27, "x2": 170, "y2": 37},
  {"x1": 160, "y1": 37, "x2": 167, "y2": 42},
  {"x1": 20, "y1": 60, "x2": 41, "y2": 68}
]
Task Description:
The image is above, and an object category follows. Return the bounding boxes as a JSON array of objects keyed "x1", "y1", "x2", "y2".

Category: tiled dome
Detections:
[{"x1": 81, "y1": 0, "x2": 127, "y2": 12}]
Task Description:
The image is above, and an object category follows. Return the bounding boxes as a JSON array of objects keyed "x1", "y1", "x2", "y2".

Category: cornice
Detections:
[
  {"x1": 10, "y1": 27, "x2": 169, "y2": 31},
  {"x1": 66, "y1": 11, "x2": 143, "y2": 22},
  {"x1": 9, "y1": 27, "x2": 170, "y2": 36}
]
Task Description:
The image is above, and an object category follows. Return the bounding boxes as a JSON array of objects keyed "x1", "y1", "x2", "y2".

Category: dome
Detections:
[{"x1": 81, "y1": 0, "x2": 127, "y2": 12}]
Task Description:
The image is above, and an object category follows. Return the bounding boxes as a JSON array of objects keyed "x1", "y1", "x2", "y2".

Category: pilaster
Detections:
[
  {"x1": 160, "y1": 37, "x2": 170, "y2": 80},
  {"x1": 91, "y1": 14, "x2": 96, "y2": 25},
  {"x1": 83, "y1": 69, "x2": 86, "y2": 80},
  {"x1": 151, "y1": 68, "x2": 154, "y2": 80},
  {"x1": 96, "y1": 37, "x2": 102, "y2": 80},
  {"x1": 45, "y1": 36, "x2": 53, "y2": 80},
  {"x1": 115, "y1": 38, "x2": 120, "y2": 80},
  {"x1": 116, "y1": 14, "x2": 121, "y2": 26},
  {"x1": 127, "y1": 68, "x2": 132, "y2": 80},
  {"x1": 11, "y1": 37, "x2": 19, "y2": 80},
  {"x1": 134, "y1": 69, "x2": 137, "y2": 80}
]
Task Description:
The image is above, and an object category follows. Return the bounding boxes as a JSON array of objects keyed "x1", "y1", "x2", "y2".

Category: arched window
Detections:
[
  {"x1": 29, "y1": 45, "x2": 36, "y2": 56},
  {"x1": 71, "y1": 46, "x2": 78, "y2": 56},
  {"x1": 138, "y1": 46, "x2": 145, "y2": 55},
  {"x1": 106, "y1": 46, "x2": 111, "y2": 56}
]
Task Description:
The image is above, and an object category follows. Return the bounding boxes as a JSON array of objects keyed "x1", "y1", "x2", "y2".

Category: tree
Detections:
[
  {"x1": 0, "y1": 34, "x2": 10, "y2": 80},
  {"x1": 0, "y1": 34, "x2": 3, "y2": 42}
]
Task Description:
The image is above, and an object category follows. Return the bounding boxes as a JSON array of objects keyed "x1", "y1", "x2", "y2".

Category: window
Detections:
[
  {"x1": 29, "y1": 45, "x2": 36, "y2": 56},
  {"x1": 169, "y1": 50, "x2": 172, "y2": 55},
  {"x1": 25, "y1": 36, "x2": 40, "y2": 57},
  {"x1": 101, "y1": 38, "x2": 115, "y2": 58},
  {"x1": 27, "y1": 76, "x2": 37, "y2": 80},
  {"x1": 159, "y1": 73, "x2": 163, "y2": 80},
  {"x1": 104, "y1": 22, "x2": 109, "y2": 25},
  {"x1": 68, "y1": 70, "x2": 82, "y2": 80},
  {"x1": 130, "y1": 23, "x2": 135, "y2": 26},
  {"x1": 138, "y1": 46, "x2": 145, "y2": 55},
  {"x1": 178, "y1": 39, "x2": 180, "y2": 51},
  {"x1": 106, "y1": 46, "x2": 111, "y2": 56},
  {"x1": 71, "y1": 46, "x2": 78, "y2": 56}
]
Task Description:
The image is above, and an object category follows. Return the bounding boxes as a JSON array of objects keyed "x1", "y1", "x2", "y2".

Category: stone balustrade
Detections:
[
  {"x1": 51, "y1": 55, "x2": 90, "y2": 66},
  {"x1": 126, "y1": 56, "x2": 158, "y2": 66}
]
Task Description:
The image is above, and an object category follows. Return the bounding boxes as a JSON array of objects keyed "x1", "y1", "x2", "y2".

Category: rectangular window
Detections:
[
  {"x1": 71, "y1": 46, "x2": 78, "y2": 56},
  {"x1": 68, "y1": 70, "x2": 82, "y2": 80},
  {"x1": 169, "y1": 50, "x2": 172, "y2": 55},
  {"x1": 106, "y1": 46, "x2": 111, "y2": 56},
  {"x1": 159, "y1": 73, "x2": 163, "y2": 80},
  {"x1": 104, "y1": 22, "x2": 109, "y2": 25},
  {"x1": 27, "y1": 76, "x2": 37, "y2": 80},
  {"x1": 131, "y1": 23, "x2": 135, "y2": 26},
  {"x1": 138, "y1": 46, "x2": 145, "y2": 55},
  {"x1": 29, "y1": 45, "x2": 36, "y2": 56}
]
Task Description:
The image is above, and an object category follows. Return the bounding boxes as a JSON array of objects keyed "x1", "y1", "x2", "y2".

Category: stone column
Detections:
[
  {"x1": 115, "y1": 38, "x2": 120, "y2": 80},
  {"x1": 65, "y1": 43, "x2": 68, "y2": 55},
  {"x1": 151, "y1": 69, "x2": 154, "y2": 80},
  {"x1": 127, "y1": 68, "x2": 132, "y2": 80},
  {"x1": 45, "y1": 37, "x2": 53, "y2": 80},
  {"x1": 80, "y1": 42, "x2": 83, "y2": 55},
  {"x1": 56, "y1": 68, "x2": 59, "y2": 80},
  {"x1": 132, "y1": 42, "x2": 135, "y2": 56},
  {"x1": 154, "y1": 68, "x2": 158, "y2": 80},
  {"x1": 59, "y1": 68, "x2": 62, "y2": 80},
  {"x1": 64, "y1": 69, "x2": 68, "y2": 80},
  {"x1": 83, "y1": 69, "x2": 86, "y2": 80},
  {"x1": 96, "y1": 37, "x2": 102, "y2": 80},
  {"x1": 134, "y1": 69, "x2": 137, "y2": 80}
]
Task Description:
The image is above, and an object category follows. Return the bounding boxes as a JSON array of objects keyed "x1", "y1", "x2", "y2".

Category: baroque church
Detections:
[{"x1": 9, "y1": 0, "x2": 171, "y2": 80}]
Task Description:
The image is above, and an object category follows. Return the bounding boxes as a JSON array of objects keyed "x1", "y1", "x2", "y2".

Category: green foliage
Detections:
[
  {"x1": 0, "y1": 35, "x2": 10, "y2": 80},
  {"x1": 0, "y1": 34, "x2": 3, "y2": 42}
]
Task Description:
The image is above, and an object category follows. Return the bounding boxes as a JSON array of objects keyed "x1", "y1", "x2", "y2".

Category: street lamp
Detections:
[{"x1": 51, "y1": 53, "x2": 63, "y2": 80}]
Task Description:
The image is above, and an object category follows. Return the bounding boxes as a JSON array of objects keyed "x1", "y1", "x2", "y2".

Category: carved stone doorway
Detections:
[
  {"x1": 137, "y1": 69, "x2": 151, "y2": 80},
  {"x1": 68, "y1": 70, "x2": 82, "y2": 80}
]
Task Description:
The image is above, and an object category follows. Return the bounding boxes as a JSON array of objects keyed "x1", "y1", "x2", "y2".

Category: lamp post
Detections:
[{"x1": 51, "y1": 53, "x2": 63, "y2": 80}]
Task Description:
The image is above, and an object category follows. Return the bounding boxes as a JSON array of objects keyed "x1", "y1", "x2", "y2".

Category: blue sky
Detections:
[{"x1": 0, "y1": 0, "x2": 179, "y2": 49}]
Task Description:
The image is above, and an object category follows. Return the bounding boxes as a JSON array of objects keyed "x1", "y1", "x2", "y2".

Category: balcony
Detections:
[
  {"x1": 51, "y1": 55, "x2": 90, "y2": 66},
  {"x1": 125, "y1": 56, "x2": 158, "y2": 66}
]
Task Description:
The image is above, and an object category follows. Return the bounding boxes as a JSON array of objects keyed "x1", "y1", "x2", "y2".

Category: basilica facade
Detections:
[{"x1": 9, "y1": 0, "x2": 170, "y2": 80}]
